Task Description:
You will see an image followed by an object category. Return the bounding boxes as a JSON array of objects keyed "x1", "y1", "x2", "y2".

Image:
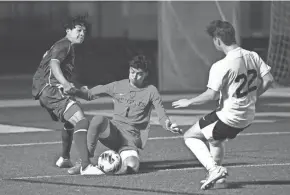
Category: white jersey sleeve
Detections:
[
  {"x1": 207, "y1": 61, "x2": 228, "y2": 92},
  {"x1": 251, "y1": 52, "x2": 271, "y2": 78}
]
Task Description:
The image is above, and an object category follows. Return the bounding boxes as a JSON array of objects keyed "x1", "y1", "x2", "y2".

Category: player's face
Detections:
[
  {"x1": 66, "y1": 25, "x2": 86, "y2": 44},
  {"x1": 129, "y1": 67, "x2": 148, "y2": 87}
]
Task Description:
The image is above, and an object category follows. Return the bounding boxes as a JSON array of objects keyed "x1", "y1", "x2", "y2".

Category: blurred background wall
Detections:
[{"x1": 0, "y1": 1, "x2": 277, "y2": 91}]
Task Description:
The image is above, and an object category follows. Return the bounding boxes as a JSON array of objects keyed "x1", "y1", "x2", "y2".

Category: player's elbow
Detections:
[
  {"x1": 206, "y1": 88, "x2": 219, "y2": 100},
  {"x1": 49, "y1": 59, "x2": 60, "y2": 69},
  {"x1": 262, "y1": 73, "x2": 274, "y2": 89}
]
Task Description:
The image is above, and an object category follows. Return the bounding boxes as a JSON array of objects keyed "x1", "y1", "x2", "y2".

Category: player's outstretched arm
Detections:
[
  {"x1": 172, "y1": 88, "x2": 219, "y2": 108},
  {"x1": 75, "y1": 81, "x2": 117, "y2": 101},
  {"x1": 150, "y1": 86, "x2": 182, "y2": 134},
  {"x1": 74, "y1": 85, "x2": 108, "y2": 101}
]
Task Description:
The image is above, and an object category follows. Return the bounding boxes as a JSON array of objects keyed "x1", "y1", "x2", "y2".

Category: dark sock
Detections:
[
  {"x1": 74, "y1": 130, "x2": 90, "y2": 168},
  {"x1": 74, "y1": 119, "x2": 91, "y2": 169},
  {"x1": 87, "y1": 116, "x2": 108, "y2": 158},
  {"x1": 61, "y1": 129, "x2": 73, "y2": 159}
]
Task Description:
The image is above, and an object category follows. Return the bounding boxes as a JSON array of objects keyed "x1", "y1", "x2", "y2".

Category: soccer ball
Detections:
[{"x1": 98, "y1": 150, "x2": 122, "y2": 174}]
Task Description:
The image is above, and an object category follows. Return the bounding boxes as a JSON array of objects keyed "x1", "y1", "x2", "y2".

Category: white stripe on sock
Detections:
[{"x1": 74, "y1": 129, "x2": 87, "y2": 134}]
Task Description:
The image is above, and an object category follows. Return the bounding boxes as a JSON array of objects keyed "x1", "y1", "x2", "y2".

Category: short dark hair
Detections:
[
  {"x1": 63, "y1": 15, "x2": 89, "y2": 31},
  {"x1": 206, "y1": 20, "x2": 236, "y2": 46},
  {"x1": 129, "y1": 54, "x2": 150, "y2": 72}
]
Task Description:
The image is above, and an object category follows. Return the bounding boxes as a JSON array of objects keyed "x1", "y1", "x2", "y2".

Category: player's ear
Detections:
[
  {"x1": 218, "y1": 39, "x2": 221, "y2": 46},
  {"x1": 66, "y1": 28, "x2": 71, "y2": 34}
]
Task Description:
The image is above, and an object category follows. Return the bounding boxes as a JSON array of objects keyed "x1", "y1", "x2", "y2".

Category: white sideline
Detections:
[
  {"x1": 7, "y1": 162, "x2": 290, "y2": 180},
  {"x1": 1, "y1": 107, "x2": 285, "y2": 133},
  {"x1": 85, "y1": 109, "x2": 290, "y2": 117},
  {"x1": 0, "y1": 87, "x2": 289, "y2": 108},
  {"x1": 0, "y1": 131, "x2": 290, "y2": 147}
]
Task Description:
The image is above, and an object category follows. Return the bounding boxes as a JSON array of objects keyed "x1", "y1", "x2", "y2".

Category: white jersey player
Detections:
[{"x1": 172, "y1": 20, "x2": 274, "y2": 190}]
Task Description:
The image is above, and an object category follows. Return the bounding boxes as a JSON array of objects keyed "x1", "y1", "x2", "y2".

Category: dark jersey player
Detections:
[
  {"x1": 32, "y1": 16, "x2": 102, "y2": 175},
  {"x1": 68, "y1": 55, "x2": 182, "y2": 175}
]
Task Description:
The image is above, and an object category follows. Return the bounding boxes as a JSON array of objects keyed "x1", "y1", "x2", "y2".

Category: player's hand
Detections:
[
  {"x1": 80, "y1": 86, "x2": 89, "y2": 92},
  {"x1": 172, "y1": 99, "x2": 192, "y2": 108},
  {"x1": 63, "y1": 82, "x2": 77, "y2": 95},
  {"x1": 165, "y1": 120, "x2": 183, "y2": 134},
  {"x1": 74, "y1": 85, "x2": 90, "y2": 101}
]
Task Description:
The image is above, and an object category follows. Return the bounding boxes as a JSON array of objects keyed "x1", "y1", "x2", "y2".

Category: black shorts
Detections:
[
  {"x1": 38, "y1": 85, "x2": 76, "y2": 123},
  {"x1": 199, "y1": 111, "x2": 246, "y2": 141},
  {"x1": 99, "y1": 120, "x2": 142, "y2": 153}
]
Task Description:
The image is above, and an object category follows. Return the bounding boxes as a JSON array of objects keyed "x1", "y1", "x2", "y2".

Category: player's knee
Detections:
[
  {"x1": 64, "y1": 103, "x2": 85, "y2": 125},
  {"x1": 184, "y1": 137, "x2": 191, "y2": 146},
  {"x1": 183, "y1": 132, "x2": 198, "y2": 141},
  {"x1": 184, "y1": 123, "x2": 198, "y2": 139},
  {"x1": 118, "y1": 150, "x2": 140, "y2": 174},
  {"x1": 74, "y1": 118, "x2": 89, "y2": 132},
  {"x1": 122, "y1": 156, "x2": 140, "y2": 174},
  {"x1": 64, "y1": 121, "x2": 74, "y2": 131},
  {"x1": 184, "y1": 124, "x2": 205, "y2": 141}
]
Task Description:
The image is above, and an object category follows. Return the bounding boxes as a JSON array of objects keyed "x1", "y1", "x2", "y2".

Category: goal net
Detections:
[{"x1": 267, "y1": 1, "x2": 290, "y2": 86}]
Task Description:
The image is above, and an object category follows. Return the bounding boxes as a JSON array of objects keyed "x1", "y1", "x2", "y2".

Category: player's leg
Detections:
[
  {"x1": 208, "y1": 119, "x2": 245, "y2": 168},
  {"x1": 209, "y1": 140, "x2": 225, "y2": 166},
  {"x1": 98, "y1": 121, "x2": 141, "y2": 175},
  {"x1": 68, "y1": 115, "x2": 110, "y2": 175},
  {"x1": 87, "y1": 115, "x2": 110, "y2": 157},
  {"x1": 115, "y1": 127, "x2": 142, "y2": 175},
  {"x1": 117, "y1": 150, "x2": 140, "y2": 174},
  {"x1": 199, "y1": 118, "x2": 234, "y2": 190},
  {"x1": 183, "y1": 111, "x2": 228, "y2": 190},
  {"x1": 55, "y1": 122, "x2": 74, "y2": 168},
  {"x1": 62, "y1": 122, "x2": 74, "y2": 159},
  {"x1": 184, "y1": 121, "x2": 218, "y2": 172},
  {"x1": 39, "y1": 87, "x2": 74, "y2": 168},
  {"x1": 39, "y1": 86, "x2": 101, "y2": 175},
  {"x1": 200, "y1": 140, "x2": 226, "y2": 185},
  {"x1": 200, "y1": 118, "x2": 246, "y2": 187},
  {"x1": 63, "y1": 103, "x2": 103, "y2": 175},
  {"x1": 199, "y1": 140, "x2": 226, "y2": 184}
]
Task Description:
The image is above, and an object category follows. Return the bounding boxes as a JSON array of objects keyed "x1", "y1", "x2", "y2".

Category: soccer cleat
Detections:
[
  {"x1": 200, "y1": 171, "x2": 226, "y2": 184},
  {"x1": 200, "y1": 177, "x2": 226, "y2": 184},
  {"x1": 200, "y1": 166, "x2": 228, "y2": 190},
  {"x1": 55, "y1": 156, "x2": 73, "y2": 168},
  {"x1": 68, "y1": 160, "x2": 82, "y2": 175},
  {"x1": 80, "y1": 164, "x2": 105, "y2": 176}
]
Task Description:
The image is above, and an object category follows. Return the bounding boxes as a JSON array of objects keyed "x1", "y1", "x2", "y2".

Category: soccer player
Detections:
[
  {"x1": 68, "y1": 54, "x2": 182, "y2": 175},
  {"x1": 172, "y1": 20, "x2": 274, "y2": 190},
  {"x1": 32, "y1": 16, "x2": 102, "y2": 175}
]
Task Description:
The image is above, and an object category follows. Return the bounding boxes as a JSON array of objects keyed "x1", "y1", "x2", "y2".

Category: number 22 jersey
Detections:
[{"x1": 207, "y1": 47, "x2": 271, "y2": 128}]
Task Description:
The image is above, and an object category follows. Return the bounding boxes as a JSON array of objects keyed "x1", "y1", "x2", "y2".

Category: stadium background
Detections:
[
  {"x1": 0, "y1": 1, "x2": 287, "y2": 92},
  {"x1": 0, "y1": 3, "x2": 290, "y2": 194}
]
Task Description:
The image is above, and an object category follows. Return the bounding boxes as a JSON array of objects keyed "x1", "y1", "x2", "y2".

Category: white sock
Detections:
[
  {"x1": 209, "y1": 142, "x2": 225, "y2": 166},
  {"x1": 185, "y1": 138, "x2": 217, "y2": 171}
]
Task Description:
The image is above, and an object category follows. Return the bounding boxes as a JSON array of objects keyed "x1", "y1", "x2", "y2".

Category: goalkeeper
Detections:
[{"x1": 68, "y1": 54, "x2": 182, "y2": 175}]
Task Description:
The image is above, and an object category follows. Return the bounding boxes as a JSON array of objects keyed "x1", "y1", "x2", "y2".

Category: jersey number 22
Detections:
[{"x1": 235, "y1": 69, "x2": 257, "y2": 98}]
